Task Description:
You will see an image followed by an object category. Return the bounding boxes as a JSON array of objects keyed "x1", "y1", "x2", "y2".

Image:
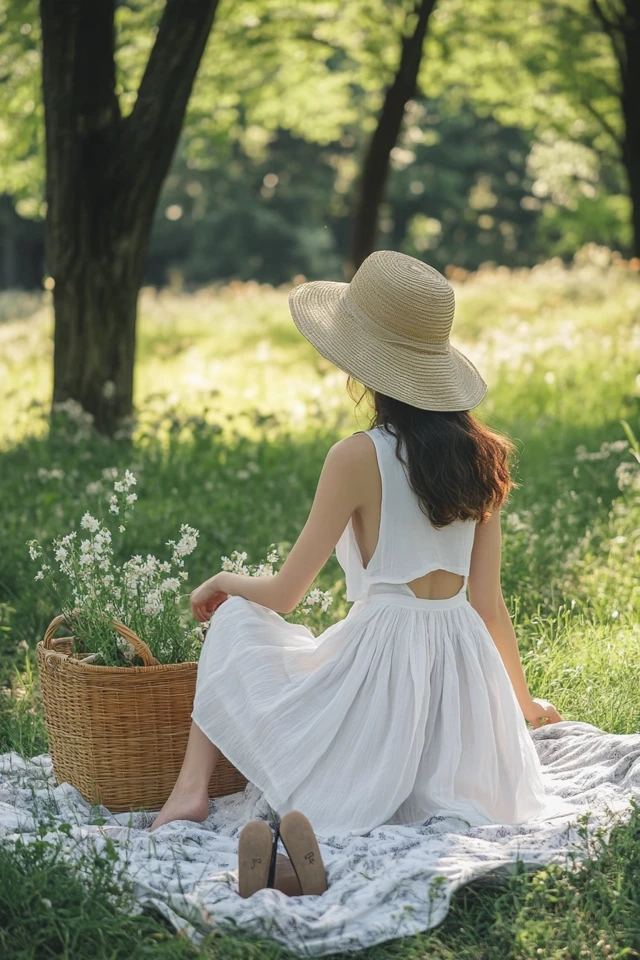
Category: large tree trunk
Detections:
[
  {"x1": 40, "y1": 0, "x2": 220, "y2": 434},
  {"x1": 349, "y1": 0, "x2": 437, "y2": 273},
  {"x1": 51, "y1": 240, "x2": 144, "y2": 431},
  {"x1": 592, "y1": 0, "x2": 640, "y2": 257},
  {"x1": 620, "y1": 0, "x2": 640, "y2": 257}
]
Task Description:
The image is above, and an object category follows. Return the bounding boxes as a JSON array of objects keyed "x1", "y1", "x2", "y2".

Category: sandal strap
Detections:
[{"x1": 266, "y1": 824, "x2": 280, "y2": 889}]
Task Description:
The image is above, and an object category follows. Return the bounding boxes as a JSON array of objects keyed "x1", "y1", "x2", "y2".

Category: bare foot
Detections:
[{"x1": 149, "y1": 783, "x2": 210, "y2": 831}]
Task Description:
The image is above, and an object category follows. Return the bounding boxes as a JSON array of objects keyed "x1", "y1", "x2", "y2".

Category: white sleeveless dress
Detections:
[{"x1": 192, "y1": 425, "x2": 548, "y2": 834}]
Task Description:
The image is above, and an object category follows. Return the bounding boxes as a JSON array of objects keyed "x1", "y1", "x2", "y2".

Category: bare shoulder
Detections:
[
  {"x1": 472, "y1": 507, "x2": 502, "y2": 546},
  {"x1": 324, "y1": 432, "x2": 377, "y2": 471}
]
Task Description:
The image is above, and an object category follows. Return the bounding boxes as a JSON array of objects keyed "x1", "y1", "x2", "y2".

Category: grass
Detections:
[{"x1": 0, "y1": 245, "x2": 640, "y2": 957}]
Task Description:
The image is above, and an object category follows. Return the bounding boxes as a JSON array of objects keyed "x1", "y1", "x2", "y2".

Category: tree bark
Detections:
[
  {"x1": 40, "y1": 0, "x2": 220, "y2": 433},
  {"x1": 592, "y1": 0, "x2": 640, "y2": 256},
  {"x1": 620, "y1": 0, "x2": 640, "y2": 256},
  {"x1": 349, "y1": 0, "x2": 437, "y2": 274}
]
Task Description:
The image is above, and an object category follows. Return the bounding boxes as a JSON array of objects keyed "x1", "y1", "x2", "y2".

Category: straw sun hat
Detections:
[{"x1": 288, "y1": 250, "x2": 487, "y2": 411}]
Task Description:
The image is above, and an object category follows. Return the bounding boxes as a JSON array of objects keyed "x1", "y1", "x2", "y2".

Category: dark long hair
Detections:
[{"x1": 348, "y1": 379, "x2": 516, "y2": 527}]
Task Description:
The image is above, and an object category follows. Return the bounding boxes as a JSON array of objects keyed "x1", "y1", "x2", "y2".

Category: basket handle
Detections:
[{"x1": 43, "y1": 613, "x2": 160, "y2": 666}]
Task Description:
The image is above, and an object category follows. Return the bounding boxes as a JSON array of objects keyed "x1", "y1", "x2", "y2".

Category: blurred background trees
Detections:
[
  {"x1": 0, "y1": 0, "x2": 637, "y2": 430},
  {"x1": 2, "y1": 0, "x2": 636, "y2": 293}
]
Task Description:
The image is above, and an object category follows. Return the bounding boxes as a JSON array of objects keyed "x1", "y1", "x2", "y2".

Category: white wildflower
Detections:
[
  {"x1": 119, "y1": 525, "x2": 126, "y2": 533},
  {"x1": 117, "y1": 637, "x2": 136, "y2": 661},
  {"x1": 86, "y1": 481, "x2": 103, "y2": 496},
  {"x1": 37, "y1": 467, "x2": 65, "y2": 482},
  {"x1": 616, "y1": 461, "x2": 640, "y2": 491},
  {"x1": 173, "y1": 525, "x2": 198, "y2": 558},
  {"x1": 142, "y1": 589, "x2": 164, "y2": 616},
  {"x1": 506, "y1": 512, "x2": 528, "y2": 532},
  {"x1": 27, "y1": 541, "x2": 41, "y2": 561},
  {"x1": 303, "y1": 588, "x2": 333, "y2": 611},
  {"x1": 126, "y1": 493, "x2": 137, "y2": 505},
  {"x1": 102, "y1": 467, "x2": 118, "y2": 480},
  {"x1": 606, "y1": 440, "x2": 629, "y2": 454},
  {"x1": 266, "y1": 548, "x2": 279, "y2": 564},
  {"x1": 113, "y1": 470, "x2": 136, "y2": 493},
  {"x1": 54, "y1": 546, "x2": 67, "y2": 562},
  {"x1": 80, "y1": 513, "x2": 100, "y2": 532},
  {"x1": 34, "y1": 570, "x2": 44, "y2": 581},
  {"x1": 221, "y1": 550, "x2": 248, "y2": 573},
  {"x1": 161, "y1": 578, "x2": 181, "y2": 593}
]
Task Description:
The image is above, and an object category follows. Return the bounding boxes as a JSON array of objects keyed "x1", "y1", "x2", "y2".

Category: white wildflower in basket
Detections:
[
  {"x1": 28, "y1": 471, "x2": 202, "y2": 667},
  {"x1": 218, "y1": 547, "x2": 333, "y2": 624}
]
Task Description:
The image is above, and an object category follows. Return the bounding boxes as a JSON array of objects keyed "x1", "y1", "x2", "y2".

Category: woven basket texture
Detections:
[{"x1": 37, "y1": 614, "x2": 247, "y2": 812}]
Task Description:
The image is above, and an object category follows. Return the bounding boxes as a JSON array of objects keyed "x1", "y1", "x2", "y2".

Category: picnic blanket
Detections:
[{"x1": 0, "y1": 721, "x2": 638, "y2": 955}]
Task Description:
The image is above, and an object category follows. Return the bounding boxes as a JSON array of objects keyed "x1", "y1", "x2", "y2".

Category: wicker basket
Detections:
[{"x1": 37, "y1": 614, "x2": 247, "y2": 812}]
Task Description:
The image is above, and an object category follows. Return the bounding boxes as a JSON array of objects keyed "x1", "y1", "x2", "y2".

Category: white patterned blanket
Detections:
[{"x1": 0, "y1": 721, "x2": 639, "y2": 955}]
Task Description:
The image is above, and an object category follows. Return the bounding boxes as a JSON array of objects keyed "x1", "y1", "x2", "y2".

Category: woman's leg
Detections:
[{"x1": 150, "y1": 721, "x2": 221, "y2": 830}]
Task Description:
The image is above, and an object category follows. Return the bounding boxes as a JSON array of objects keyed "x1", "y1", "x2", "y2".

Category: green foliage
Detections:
[
  {"x1": 423, "y1": 0, "x2": 629, "y2": 253},
  {"x1": 0, "y1": 0, "x2": 44, "y2": 211},
  {"x1": 0, "y1": 0, "x2": 634, "y2": 275},
  {"x1": 0, "y1": 832, "x2": 197, "y2": 958}
]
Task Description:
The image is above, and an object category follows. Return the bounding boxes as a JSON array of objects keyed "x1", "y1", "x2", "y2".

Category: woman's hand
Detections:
[
  {"x1": 190, "y1": 574, "x2": 230, "y2": 622},
  {"x1": 524, "y1": 697, "x2": 563, "y2": 728}
]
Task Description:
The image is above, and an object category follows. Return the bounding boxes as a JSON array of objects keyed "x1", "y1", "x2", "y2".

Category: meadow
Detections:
[{"x1": 1, "y1": 246, "x2": 639, "y2": 959}]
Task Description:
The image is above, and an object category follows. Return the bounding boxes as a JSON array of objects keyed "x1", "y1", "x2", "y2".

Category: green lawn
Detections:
[{"x1": 1, "y1": 250, "x2": 640, "y2": 958}]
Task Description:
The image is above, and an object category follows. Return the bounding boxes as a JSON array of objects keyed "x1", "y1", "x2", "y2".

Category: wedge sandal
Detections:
[{"x1": 278, "y1": 811, "x2": 327, "y2": 896}]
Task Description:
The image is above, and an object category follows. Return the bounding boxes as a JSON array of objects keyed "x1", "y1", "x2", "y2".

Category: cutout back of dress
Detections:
[{"x1": 335, "y1": 425, "x2": 477, "y2": 601}]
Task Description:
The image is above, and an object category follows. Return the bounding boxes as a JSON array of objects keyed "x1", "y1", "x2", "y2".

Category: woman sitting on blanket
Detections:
[{"x1": 151, "y1": 251, "x2": 563, "y2": 898}]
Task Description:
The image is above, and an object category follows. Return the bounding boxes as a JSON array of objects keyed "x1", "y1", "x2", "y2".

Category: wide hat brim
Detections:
[{"x1": 289, "y1": 280, "x2": 487, "y2": 412}]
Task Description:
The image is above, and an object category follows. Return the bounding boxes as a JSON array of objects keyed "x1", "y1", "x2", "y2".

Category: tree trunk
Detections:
[
  {"x1": 620, "y1": 0, "x2": 640, "y2": 257},
  {"x1": 349, "y1": 0, "x2": 437, "y2": 273},
  {"x1": 51, "y1": 235, "x2": 144, "y2": 431},
  {"x1": 40, "y1": 0, "x2": 220, "y2": 434}
]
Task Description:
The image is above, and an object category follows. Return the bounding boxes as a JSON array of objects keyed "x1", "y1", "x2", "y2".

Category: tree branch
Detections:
[
  {"x1": 123, "y1": 0, "x2": 220, "y2": 213},
  {"x1": 591, "y1": 0, "x2": 627, "y2": 67},
  {"x1": 579, "y1": 96, "x2": 622, "y2": 148},
  {"x1": 350, "y1": 0, "x2": 437, "y2": 269}
]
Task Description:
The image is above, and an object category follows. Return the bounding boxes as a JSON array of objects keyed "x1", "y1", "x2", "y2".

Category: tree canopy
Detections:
[{"x1": 0, "y1": 0, "x2": 635, "y2": 288}]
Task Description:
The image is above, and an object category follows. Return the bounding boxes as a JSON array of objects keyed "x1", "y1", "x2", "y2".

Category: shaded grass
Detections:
[{"x1": 0, "y1": 833, "x2": 196, "y2": 960}]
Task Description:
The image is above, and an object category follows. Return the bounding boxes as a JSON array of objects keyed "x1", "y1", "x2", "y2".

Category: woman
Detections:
[{"x1": 151, "y1": 250, "x2": 561, "y2": 836}]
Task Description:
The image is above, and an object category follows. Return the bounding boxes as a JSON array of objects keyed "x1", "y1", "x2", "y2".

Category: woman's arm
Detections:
[
  {"x1": 190, "y1": 434, "x2": 371, "y2": 619},
  {"x1": 468, "y1": 509, "x2": 562, "y2": 728}
]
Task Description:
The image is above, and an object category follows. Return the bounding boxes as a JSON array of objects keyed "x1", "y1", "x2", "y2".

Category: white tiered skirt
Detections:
[{"x1": 192, "y1": 584, "x2": 548, "y2": 835}]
